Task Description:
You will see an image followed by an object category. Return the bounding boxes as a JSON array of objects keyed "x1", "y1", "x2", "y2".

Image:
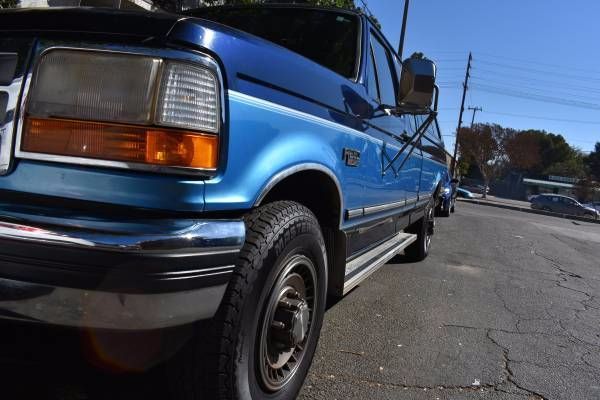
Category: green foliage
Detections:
[
  {"x1": 0, "y1": 0, "x2": 18, "y2": 8},
  {"x1": 458, "y1": 123, "x2": 590, "y2": 187},
  {"x1": 309, "y1": 0, "x2": 356, "y2": 7},
  {"x1": 543, "y1": 155, "x2": 587, "y2": 178},
  {"x1": 457, "y1": 123, "x2": 505, "y2": 197},
  {"x1": 201, "y1": 0, "x2": 356, "y2": 7},
  {"x1": 585, "y1": 142, "x2": 600, "y2": 181}
]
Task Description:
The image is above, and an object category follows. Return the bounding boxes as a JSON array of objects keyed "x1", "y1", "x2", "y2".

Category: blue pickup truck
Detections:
[{"x1": 0, "y1": 4, "x2": 447, "y2": 399}]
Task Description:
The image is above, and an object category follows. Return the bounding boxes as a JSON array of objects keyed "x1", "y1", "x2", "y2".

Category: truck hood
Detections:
[{"x1": 0, "y1": 8, "x2": 182, "y2": 40}]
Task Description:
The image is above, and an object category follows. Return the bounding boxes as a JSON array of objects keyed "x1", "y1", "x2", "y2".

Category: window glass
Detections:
[
  {"x1": 190, "y1": 8, "x2": 359, "y2": 78},
  {"x1": 366, "y1": 47, "x2": 379, "y2": 101},
  {"x1": 370, "y1": 35, "x2": 397, "y2": 105}
]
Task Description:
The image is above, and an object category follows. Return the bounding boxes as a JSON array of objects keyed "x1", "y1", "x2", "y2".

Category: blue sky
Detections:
[{"x1": 363, "y1": 0, "x2": 600, "y2": 154}]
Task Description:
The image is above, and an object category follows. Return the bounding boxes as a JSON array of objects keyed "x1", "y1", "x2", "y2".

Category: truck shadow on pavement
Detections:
[{"x1": 0, "y1": 322, "x2": 180, "y2": 400}]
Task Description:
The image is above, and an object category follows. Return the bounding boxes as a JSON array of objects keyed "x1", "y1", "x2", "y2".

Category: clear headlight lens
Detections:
[
  {"x1": 22, "y1": 50, "x2": 220, "y2": 171},
  {"x1": 443, "y1": 188, "x2": 451, "y2": 194},
  {"x1": 157, "y1": 62, "x2": 219, "y2": 133}
]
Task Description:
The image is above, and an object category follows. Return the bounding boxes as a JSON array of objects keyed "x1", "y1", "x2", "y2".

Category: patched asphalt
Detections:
[
  {"x1": 1, "y1": 203, "x2": 599, "y2": 400},
  {"x1": 299, "y1": 203, "x2": 600, "y2": 400}
]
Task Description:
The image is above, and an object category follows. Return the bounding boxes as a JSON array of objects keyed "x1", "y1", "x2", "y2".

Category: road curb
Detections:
[{"x1": 457, "y1": 198, "x2": 600, "y2": 224}]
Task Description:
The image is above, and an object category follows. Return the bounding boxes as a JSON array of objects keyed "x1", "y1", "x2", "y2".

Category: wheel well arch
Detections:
[
  {"x1": 256, "y1": 165, "x2": 347, "y2": 297},
  {"x1": 255, "y1": 165, "x2": 343, "y2": 229}
]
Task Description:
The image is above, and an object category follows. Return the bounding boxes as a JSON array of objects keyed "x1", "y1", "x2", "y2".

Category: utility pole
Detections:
[
  {"x1": 451, "y1": 52, "x2": 472, "y2": 177},
  {"x1": 398, "y1": 0, "x2": 410, "y2": 59},
  {"x1": 468, "y1": 106, "x2": 482, "y2": 128}
]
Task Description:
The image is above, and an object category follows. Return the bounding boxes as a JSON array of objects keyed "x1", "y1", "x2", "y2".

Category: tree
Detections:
[
  {"x1": 200, "y1": 0, "x2": 356, "y2": 7},
  {"x1": 457, "y1": 123, "x2": 504, "y2": 199},
  {"x1": 503, "y1": 129, "x2": 542, "y2": 172},
  {"x1": 0, "y1": 0, "x2": 18, "y2": 8},
  {"x1": 543, "y1": 150, "x2": 587, "y2": 178},
  {"x1": 586, "y1": 142, "x2": 600, "y2": 181}
]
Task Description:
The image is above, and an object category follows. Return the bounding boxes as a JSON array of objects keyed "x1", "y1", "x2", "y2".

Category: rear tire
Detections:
[
  {"x1": 440, "y1": 201, "x2": 451, "y2": 217},
  {"x1": 169, "y1": 201, "x2": 327, "y2": 400},
  {"x1": 404, "y1": 198, "x2": 435, "y2": 262}
]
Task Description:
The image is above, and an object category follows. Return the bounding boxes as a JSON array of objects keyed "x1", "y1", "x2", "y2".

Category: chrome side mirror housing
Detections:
[{"x1": 398, "y1": 58, "x2": 436, "y2": 111}]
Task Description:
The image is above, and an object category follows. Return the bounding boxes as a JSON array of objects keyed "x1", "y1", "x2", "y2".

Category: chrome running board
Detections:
[{"x1": 343, "y1": 232, "x2": 417, "y2": 295}]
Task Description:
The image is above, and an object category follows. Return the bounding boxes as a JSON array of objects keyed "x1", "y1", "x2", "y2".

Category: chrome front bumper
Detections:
[{"x1": 0, "y1": 208, "x2": 245, "y2": 330}]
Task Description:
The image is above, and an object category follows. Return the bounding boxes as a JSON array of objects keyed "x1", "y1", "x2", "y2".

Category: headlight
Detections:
[
  {"x1": 21, "y1": 49, "x2": 220, "y2": 171},
  {"x1": 443, "y1": 188, "x2": 450, "y2": 194}
]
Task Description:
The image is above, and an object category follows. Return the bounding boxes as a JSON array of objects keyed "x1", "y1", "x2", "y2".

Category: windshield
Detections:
[{"x1": 187, "y1": 7, "x2": 360, "y2": 79}]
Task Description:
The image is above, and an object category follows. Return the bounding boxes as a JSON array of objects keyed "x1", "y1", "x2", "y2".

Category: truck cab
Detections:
[{"x1": 0, "y1": 4, "x2": 447, "y2": 400}]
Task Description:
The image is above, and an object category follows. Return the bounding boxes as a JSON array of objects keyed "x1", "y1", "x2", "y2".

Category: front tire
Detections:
[
  {"x1": 170, "y1": 201, "x2": 327, "y2": 400},
  {"x1": 440, "y1": 200, "x2": 451, "y2": 217}
]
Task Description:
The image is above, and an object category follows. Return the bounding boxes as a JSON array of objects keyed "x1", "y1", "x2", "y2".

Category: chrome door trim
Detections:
[
  {"x1": 363, "y1": 199, "x2": 406, "y2": 216},
  {"x1": 345, "y1": 198, "x2": 408, "y2": 220}
]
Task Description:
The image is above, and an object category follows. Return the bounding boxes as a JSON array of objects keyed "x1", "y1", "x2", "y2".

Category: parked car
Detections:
[
  {"x1": 437, "y1": 172, "x2": 456, "y2": 217},
  {"x1": 457, "y1": 187, "x2": 475, "y2": 199},
  {"x1": 531, "y1": 194, "x2": 599, "y2": 219},
  {"x1": 583, "y1": 201, "x2": 600, "y2": 212},
  {"x1": 0, "y1": 4, "x2": 447, "y2": 400},
  {"x1": 460, "y1": 183, "x2": 489, "y2": 195}
]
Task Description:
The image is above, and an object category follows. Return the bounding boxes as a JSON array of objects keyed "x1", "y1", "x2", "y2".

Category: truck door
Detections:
[
  {"x1": 418, "y1": 116, "x2": 447, "y2": 204},
  {"x1": 347, "y1": 30, "x2": 423, "y2": 249},
  {"x1": 364, "y1": 31, "x2": 410, "y2": 211}
]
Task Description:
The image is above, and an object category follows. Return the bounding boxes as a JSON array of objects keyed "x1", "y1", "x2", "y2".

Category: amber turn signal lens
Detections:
[{"x1": 22, "y1": 118, "x2": 218, "y2": 170}]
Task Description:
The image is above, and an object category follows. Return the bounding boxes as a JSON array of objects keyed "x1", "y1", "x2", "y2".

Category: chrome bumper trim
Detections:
[
  {"x1": 0, "y1": 218, "x2": 245, "y2": 255},
  {"x1": 0, "y1": 212, "x2": 246, "y2": 329},
  {"x1": 0, "y1": 277, "x2": 227, "y2": 330}
]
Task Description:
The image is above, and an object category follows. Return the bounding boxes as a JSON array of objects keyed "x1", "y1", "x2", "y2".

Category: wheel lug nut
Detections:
[{"x1": 271, "y1": 321, "x2": 285, "y2": 329}]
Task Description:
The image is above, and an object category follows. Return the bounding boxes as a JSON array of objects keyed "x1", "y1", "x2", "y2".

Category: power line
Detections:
[
  {"x1": 470, "y1": 77, "x2": 600, "y2": 103},
  {"x1": 470, "y1": 75, "x2": 600, "y2": 95},
  {"x1": 479, "y1": 110, "x2": 600, "y2": 125},
  {"x1": 474, "y1": 51, "x2": 600, "y2": 75},
  {"x1": 471, "y1": 69, "x2": 600, "y2": 98},
  {"x1": 431, "y1": 59, "x2": 466, "y2": 63},
  {"x1": 475, "y1": 59, "x2": 600, "y2": 83},
  {"x1": 471, "y1": 83, "x2": 600, "y2": 110}
]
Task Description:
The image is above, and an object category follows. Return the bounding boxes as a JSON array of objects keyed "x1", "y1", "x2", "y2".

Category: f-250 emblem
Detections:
[{"x1": 343, "y1": 148, "x2": 360, "y2": 167}]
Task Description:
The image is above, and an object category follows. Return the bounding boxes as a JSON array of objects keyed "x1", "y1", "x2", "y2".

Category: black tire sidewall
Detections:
[
  {"x1": 235, "y1": 229, "x2": 327, "y2": 400},
  {"x1": 405, "y1": 198, "x2": 433, "y2": 261}
]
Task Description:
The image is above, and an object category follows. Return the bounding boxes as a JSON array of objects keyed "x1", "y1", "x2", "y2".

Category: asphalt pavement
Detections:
[
  {"x1": 1, "y1": 202, "x2": 599, "y2": 400},
  {"x1": 299, "y1": 203, "x2": 600, "y2": 400}
]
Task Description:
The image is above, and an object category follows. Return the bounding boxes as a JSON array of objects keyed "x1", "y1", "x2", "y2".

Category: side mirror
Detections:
[
  {"x1": 451, "y1": 178, "x2": 460, "y2": 184},
  {"x1": 398, "y1": 58, "x2": 436, "y2": 111}
]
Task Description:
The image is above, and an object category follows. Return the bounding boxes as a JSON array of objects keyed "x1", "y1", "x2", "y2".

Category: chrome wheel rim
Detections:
[
  {"x1": 257, "y1": 254, "x2": 318, "y2": 392},
  {"x1": 425, "y1": 206, "x2": 434, "y2": 251}
]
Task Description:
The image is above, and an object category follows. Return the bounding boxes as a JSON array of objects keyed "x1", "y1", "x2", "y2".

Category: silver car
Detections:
[{"x1": 531, "y1": 194, "x2": 600, "y2": 219}]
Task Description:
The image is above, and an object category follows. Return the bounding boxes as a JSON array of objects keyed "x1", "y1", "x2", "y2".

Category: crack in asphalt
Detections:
[
  {"x1": 307, "y1": 372, "x2": 524, "y2": 396},
  {"x1": 485, "y1": 329, "x2": 547, "y2": 400}
]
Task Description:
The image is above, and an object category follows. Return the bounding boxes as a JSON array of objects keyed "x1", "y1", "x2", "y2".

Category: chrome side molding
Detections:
[{"x1": 343, "y1": 232, "x2": 416, "y2": 295}]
